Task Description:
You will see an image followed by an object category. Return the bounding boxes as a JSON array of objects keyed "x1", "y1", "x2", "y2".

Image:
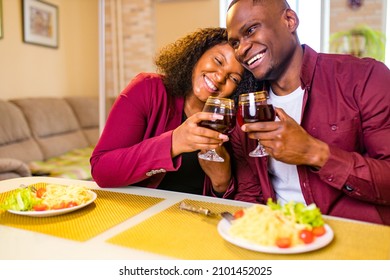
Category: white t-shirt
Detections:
[{"x1": 268, "y1": 86, "x2": 306, "y2": 205}]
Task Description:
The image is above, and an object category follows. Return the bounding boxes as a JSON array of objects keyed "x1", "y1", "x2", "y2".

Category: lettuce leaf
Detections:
[
  {"x1": 1, "y1": 187, "x2": 41, "y2": 211},
  {"x1": 267, "y1": 198, "x2": 325, "y2": 227}
]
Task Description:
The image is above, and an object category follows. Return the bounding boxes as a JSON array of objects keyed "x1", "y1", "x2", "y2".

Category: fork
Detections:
[
  {"x1": 20, "y1": 184, "x2": 37, "y2": 193},
  {"x1": 220, "y1": 211, "x2": 234, "y2": 223}
]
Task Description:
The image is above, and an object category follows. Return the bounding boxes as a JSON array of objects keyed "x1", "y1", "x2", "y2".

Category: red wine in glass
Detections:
[
  {"x1": 198, "y1": 97, "x2": 235, "y2": 162},
  {"x1": 199, "y1": 110, "x2": 236, "y2": 134},
  {"x1": 238, "y1": 91, "x2": 275, "y2": 157},
  {"x1": 237, "y1": 103, "x2": 275, "y2": 126}
]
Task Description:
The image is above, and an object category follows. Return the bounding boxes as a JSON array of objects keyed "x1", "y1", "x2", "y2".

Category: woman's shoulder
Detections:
[
  {"x1": 132, "y1": 72, "x2": 164, "y2": 85},
  {"x1": 121, "y1": 72, "x2": 165, "y2": 96},
  {"x1": 117, "y1": 72, "x2": 183, "y2": 116}
]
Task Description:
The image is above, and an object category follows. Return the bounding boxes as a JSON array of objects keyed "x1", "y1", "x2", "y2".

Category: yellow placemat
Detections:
[
  {"x1": 106, "y1": 199, "x2": 390, "y2": 260},
  {"x1": 0, "y1": 184, "x2": 164, "y2": 242}
]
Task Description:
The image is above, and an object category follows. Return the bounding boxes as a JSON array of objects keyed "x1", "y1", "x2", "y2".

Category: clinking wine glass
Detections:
[
  {"x1": 198, "y1": 96, "x2": 236, "y2": 162},
  {"x1": 237, "y1": 91, "x2": 276, "y2": 157}
]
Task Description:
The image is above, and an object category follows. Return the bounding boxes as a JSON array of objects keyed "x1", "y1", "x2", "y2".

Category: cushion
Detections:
[
  {"x1": 11, "y1": 98, "x2": 89, "y2": 159},
  {"x1": 0, "y1": 158, "x2": 32, "y2": 180},
  {"x1": 65, "y1": 97, "x2": 100, "y2": 145},
  {"x1": 28, "y1": 146, "x2": 94, "y2": 180},
  {"x1": 65, "y1": 97, "x2": 99, "y2": 128},
  {"x1": 0, "y1": 99, "x2": 43, "y2": 162}
]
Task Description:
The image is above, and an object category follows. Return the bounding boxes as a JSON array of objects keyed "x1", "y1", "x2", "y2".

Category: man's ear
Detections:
[{"x1": 284, "y1": 8, "x2": 299, "y2": 33}]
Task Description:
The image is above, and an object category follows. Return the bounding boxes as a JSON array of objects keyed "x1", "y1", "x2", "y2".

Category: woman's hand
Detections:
[
  {"x1": 171, "y1": 112, "x2": 228, "y2": 157},
  {"x1": 198, "y1": 145, "x2": 232, "y2": 193},
  {"x1": 171, "y1": 112, "x2": 232, "y2": 193}
]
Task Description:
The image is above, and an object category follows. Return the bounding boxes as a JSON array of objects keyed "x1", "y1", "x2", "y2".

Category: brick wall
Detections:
[
  {"x1": 330, "y1": 0, "x2": 385, "y2": 33},
  {"x1": 104, "y1": 0, "x2": 155, "y2": 99}
]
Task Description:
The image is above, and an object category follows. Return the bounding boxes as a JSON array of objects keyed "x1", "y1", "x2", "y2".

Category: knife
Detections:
[{"x1": 179, "y1": 201, "x2": 234, "y2": 223}]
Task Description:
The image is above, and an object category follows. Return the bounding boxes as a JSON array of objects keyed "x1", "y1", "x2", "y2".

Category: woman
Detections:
[{"x1": 91, "y1": 27, "x2": 256, "y2": 198}]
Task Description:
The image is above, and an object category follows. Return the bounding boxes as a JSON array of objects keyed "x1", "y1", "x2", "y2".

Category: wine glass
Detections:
[
  {"x1": 198, "y1": 96, "x2": 236, "y2": 162},
  {"x1": 237, "y1": 91, "x2": 275, "y2": 157}
]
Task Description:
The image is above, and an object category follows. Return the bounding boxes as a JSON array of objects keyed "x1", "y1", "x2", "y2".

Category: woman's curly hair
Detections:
[
  {"x1": 155, "y1": 27, "x2": 227, "y2": 97},
  {"x1": 155, "y1": 27, "x2": 260, "y2": 98}
]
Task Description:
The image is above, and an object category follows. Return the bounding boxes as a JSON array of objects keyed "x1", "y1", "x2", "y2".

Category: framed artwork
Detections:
[
  {"x1": 0, "y1": 0, "x2": 3, "y2": 39},
  {"x1": 22, "y1": 0, "x2": 58, "y2": 48}
]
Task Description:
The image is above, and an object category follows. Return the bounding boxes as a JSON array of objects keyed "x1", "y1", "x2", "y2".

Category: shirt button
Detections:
[
  {"x1": 327, "y1": 175, "x2": 334, "y2": 182},
  {"x1": 344, "y1": 185, "x2": 354, "y2": 192},
  {"x1": 331, "y1": 125, "x2": 337, "y2": 131}
]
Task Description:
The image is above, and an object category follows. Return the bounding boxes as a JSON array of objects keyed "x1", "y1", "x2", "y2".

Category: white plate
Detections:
[
  {"x1": 8, "y1": 190, "x2": 97, "y2": 218},
  {"x1": 218, "y1": 219, "x2": 334, "y2": 254}
]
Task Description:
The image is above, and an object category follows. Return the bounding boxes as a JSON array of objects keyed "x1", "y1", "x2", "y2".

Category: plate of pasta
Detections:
[
  {"x1": 218, "y1": 201, "x2": 334, "y2": 254},
  {"x1": 3, "y1": 183, "x2": 96, "y2": 217}
]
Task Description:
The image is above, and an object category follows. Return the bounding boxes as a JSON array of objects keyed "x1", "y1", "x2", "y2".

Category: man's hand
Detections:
[{"x1": 242, "y1": 108, "x2": 330, "y2": 168}]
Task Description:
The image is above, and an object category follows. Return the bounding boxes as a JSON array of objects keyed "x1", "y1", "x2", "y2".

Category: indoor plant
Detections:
[{"x1": 329, "y1": 24, "x2": 386, "y2": 62}]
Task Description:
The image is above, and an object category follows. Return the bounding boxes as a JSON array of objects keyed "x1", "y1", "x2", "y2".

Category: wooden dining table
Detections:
[{"x1": 0, "y1": 176, "x2": 389, "y2": 260}]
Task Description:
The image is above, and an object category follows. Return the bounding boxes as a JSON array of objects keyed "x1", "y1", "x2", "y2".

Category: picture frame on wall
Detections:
[
  {"x1": 0, "y1": 0, "x2": 3, "y2": 39},
  {"x1": 22, "y1": 0, "x2": 58, "y2": 48}
]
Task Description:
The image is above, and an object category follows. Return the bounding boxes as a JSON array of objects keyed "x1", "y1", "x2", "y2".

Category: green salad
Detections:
[
  {"x1": 1, "y1": 187, "x2": 41, "y2": 211},
  {"x1": 266, "y1": 198, "x2": 325, "y2": 228}
]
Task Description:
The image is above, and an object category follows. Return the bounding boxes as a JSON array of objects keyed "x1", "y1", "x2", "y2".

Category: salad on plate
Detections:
[{"x1": 1, "y1": 184, "x2": 94, "y2": 212}]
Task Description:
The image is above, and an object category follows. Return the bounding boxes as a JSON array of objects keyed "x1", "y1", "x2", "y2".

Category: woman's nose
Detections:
[{"x1": 213, "y1": 70, "x2": 224, "y2": 83}]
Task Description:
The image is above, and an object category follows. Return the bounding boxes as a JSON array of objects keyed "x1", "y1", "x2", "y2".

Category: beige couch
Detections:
[{"x1": 0, "y1": 97, "x2": 99, "y2": 181}]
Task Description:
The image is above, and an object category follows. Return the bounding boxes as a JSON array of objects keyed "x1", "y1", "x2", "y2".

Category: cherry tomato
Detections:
[
  {"x1": 36, "y1": 187, "x2": 47, "y2": 198},
  {"x1": 233, "y1": 209, "x2": 244, "y2": 219},
  {"x1": 52, "y1": 202, "x2": 66, "y2": 210},
  {"x1": 66, "y1": 201, "x2": 78, "y2": 208},
  {"x1": 299, "y1": 229, "x2": 315, "y2": 244},
  {"x1": 276, "y1": 237, "x2": 292, "y2": 248},
  {"x1": 312, "y1": 225, "x2": 326, "y2": 237},
  {"x1": 33, "y1": 204, "x2": 48, "y2": 211}
]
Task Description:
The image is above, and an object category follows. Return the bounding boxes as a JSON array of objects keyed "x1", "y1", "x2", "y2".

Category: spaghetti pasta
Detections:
[
  {"x1": 39, "y1": 184, "x2": 92, "y2": 209},
  {"x1": 229, "y1": 204, "x2": 307, "y2": 247}
]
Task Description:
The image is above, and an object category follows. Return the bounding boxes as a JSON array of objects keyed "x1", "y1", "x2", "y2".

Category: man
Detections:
[{"x1": 226, "y1": 0, "x2": 390, "y2": 225}]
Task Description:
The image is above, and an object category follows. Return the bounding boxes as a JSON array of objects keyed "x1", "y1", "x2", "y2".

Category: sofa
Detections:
[{"x1": 0, "y1": 97, "x2": 99, "y2": 181}]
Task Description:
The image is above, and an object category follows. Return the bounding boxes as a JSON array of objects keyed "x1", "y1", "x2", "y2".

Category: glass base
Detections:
[
  {"x1": 249, "y1": 143, "x2": 269, "y2": 157},
  {"x1": 198, "y1": 149, "x2": 225, "y2": 162}
]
